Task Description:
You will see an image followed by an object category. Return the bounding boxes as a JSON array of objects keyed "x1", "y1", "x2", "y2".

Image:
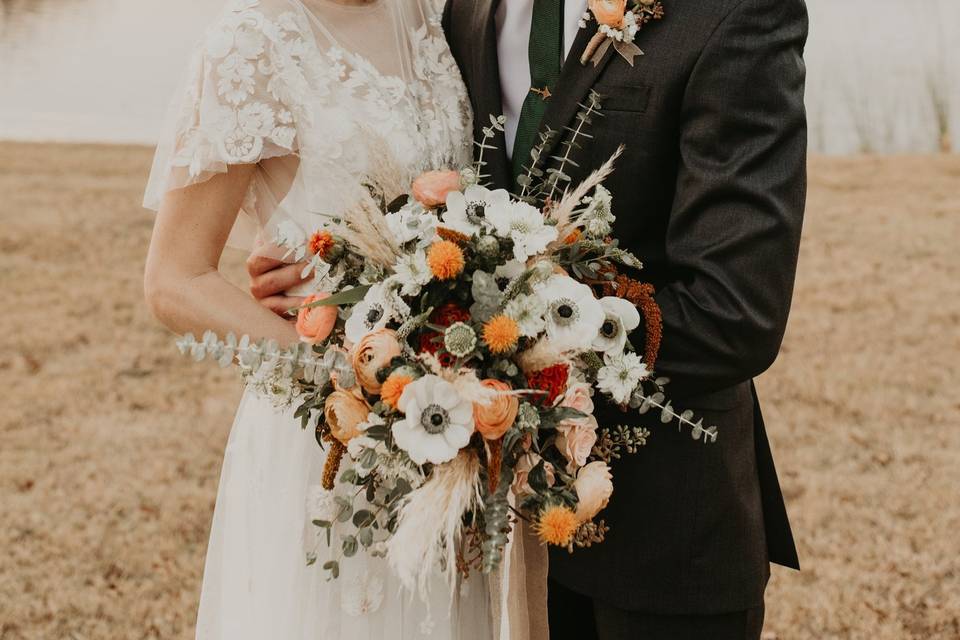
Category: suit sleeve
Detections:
[{"x1": 646, "y1": 0, "x2": 809, "y2": 396}]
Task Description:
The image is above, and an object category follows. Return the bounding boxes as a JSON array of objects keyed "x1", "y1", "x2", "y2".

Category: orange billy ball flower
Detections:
[
  {"x1": 427, "y1": 240, "x2": 465, "y2": 280},
  {"x1": 563, "y1": 228, "x2": 582, "y2": 245},
  {"x1": 381, "y1": 372, "x2": 414, "y2": 410},
  {"x1": 482, "y1": 315, "x2": 520, "y2": 354},
  {"x1": 535, "y1": 504, "x2": 579, "y2": 547},
  {"x1": 309, "y1": 230, "x2": 335, "y2": 258}
]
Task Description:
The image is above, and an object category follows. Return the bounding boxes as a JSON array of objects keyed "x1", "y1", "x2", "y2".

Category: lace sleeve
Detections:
[{"x1": 143, "y1": 0, "x2": 311, "y2": 211}]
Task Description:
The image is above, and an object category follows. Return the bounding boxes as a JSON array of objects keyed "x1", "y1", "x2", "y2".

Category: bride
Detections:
[{"x1": 142, "y1": 0, "x2": 492, "y2": 637}]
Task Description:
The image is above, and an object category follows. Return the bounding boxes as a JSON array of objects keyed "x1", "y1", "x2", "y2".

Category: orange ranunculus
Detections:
[
  {"x1": 381, "y1": 371, "x2": 414, "y2": 410},
  {"x1": 473, "y1": 379, "x2": 519, "y2": 440},
  {"x1": 351, "y1": 329, "x2": 402, "y2": 395},
  {"x1": 412, "y1": 170, "x2": 461, "y2": 208},
  {"x1": 324, "y1": 390, "x2": 369, "y2": 444},
  {"x1": 295, "y1": 293, "x2": 338, "y2": 344},
  {"x1": 589, "y1": 0, "x2": 627, "y2": 28}
]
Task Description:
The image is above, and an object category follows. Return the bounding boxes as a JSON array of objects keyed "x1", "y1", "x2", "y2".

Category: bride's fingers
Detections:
[
  {"x1": 246, "y1": 254, "x2": 283, "y2": 278},
  {"x1": 249, "y1": 261, "x2": 310, "y2": 300},
  {"x1": 258, "y1": 295, "x2": 307, "y2": 319}
]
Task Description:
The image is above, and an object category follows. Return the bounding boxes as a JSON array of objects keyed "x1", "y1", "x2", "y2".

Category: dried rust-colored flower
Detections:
[
  {"x1": 485, "y1": 437, "x2": 504, "y2": 493},
  {"x1": 321, "y1": 437, "x2": 347, "y2": 491},
  {"x1": 436, "y1": 226, "x2": 472, "y2": 245}
]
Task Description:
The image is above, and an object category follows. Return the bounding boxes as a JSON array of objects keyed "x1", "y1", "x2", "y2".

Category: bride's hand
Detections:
[{"x1": 247, "y1": 255, "x2": 308, "y2": 319}]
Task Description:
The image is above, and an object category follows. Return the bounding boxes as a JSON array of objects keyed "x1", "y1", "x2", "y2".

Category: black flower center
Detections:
[
  {"x1": 601, "y1": 319, "x2": 619, "y2": 339},
  {"x1": 467, "y1": 202, "x2": 486, "y2": 220},
  {"x1": 551, "y1": 298, "x2": 580, "y2": 327},
  {"x1": 365, "y1": 305, "x2": 384, "y2": 327},
  {"x1": 420, "y1": 404, "x2": 449, "y2": 435}
]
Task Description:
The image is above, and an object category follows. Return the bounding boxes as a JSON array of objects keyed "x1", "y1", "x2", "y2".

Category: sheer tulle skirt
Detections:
[{"x1": 195, "y1": 389, "x2": 493, "y2": 640}]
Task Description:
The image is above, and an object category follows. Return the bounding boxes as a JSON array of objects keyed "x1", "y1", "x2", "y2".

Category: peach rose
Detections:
[
  {"x1": 412, "y1": 170, "x2": 461, "y2": 208},
  {"x1": 351, "y1": 329, "x2": 401, "y2": 395},
  {"x1": 589, "y1": 0, "x2": 627, "y2": 28},
  {"x1": 513, "y1": 452, "x2": 556, "y2": 498},
  {"x1": 561, "y1": 382, "x2": 595, "y2": 417},
  {"x1": 324, "y1": 391, "x2": 369, "y2": 444},
  {"x1": 473, "y1": 379, "x2": 519, "y2": 440},
  {"x1": 573, "y1": 461, "x2": 614, "y2": 523},
  {"x1": 555, "y1": 415, "x2": 599, "y2": 471},
  {"x1": 295, "y1": 293, "x2": 338, "y2": 344}
]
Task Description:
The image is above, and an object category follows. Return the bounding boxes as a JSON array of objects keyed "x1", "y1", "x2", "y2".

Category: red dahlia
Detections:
[{"x1": 526, "y1": 363, "x2": 569, "y2": 406}]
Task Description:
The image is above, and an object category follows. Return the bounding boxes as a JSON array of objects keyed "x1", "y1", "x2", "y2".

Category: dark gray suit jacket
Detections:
[{"x1": 443, "y1": 0, "x2": 807, "y2": 615}]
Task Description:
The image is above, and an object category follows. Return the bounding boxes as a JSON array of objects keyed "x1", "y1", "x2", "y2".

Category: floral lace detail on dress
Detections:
[
  {"x1": 172, "y1": 1, "x2": 314, "y2": 172},
  {"x1": 171, "y1": 0, "x2": 471, "y2": 185}
]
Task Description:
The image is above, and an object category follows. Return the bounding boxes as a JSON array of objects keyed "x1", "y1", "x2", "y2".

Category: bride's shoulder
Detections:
[{"x1": 202, "y1": 0, "x2": 314, "y2": 50}]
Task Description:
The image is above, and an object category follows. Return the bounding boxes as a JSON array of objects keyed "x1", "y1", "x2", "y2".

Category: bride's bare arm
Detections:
[{"x1": 144, "y1": 165, "x2": 299, "y2": 345}]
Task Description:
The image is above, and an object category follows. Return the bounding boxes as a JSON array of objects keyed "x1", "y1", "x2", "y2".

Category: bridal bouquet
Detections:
[{"x1": 178, "y1": 103, "x2": 716, "y2": 595}]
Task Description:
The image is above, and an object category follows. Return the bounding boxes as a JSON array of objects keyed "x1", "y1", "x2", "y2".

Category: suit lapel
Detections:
[
  {"x1": 470, "y1": 0, "x2": 511, "y2": 190},
  {"x1": 538, "y1": 16, "x2": 616, "y2": 163}
]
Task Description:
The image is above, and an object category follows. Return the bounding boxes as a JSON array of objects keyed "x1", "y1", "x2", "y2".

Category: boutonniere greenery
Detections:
[{"x1": 579, "y1": 0, "x2": 664, "y2": 67}]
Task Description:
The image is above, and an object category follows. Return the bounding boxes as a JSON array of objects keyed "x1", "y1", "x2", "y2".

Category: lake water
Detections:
[{"x1": 1, "y1": 0, "x2": 958, "y2": 153}]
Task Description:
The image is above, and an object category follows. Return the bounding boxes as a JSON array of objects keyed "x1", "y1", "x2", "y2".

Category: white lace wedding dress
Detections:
[{"x1": 143, "y1": 1, "x2": 493, "y2": 638}]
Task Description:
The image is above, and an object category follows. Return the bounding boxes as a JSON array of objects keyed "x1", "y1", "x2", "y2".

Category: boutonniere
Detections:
[{"x1": 579, "y1": 0, "x2": 664, "y2": 67}]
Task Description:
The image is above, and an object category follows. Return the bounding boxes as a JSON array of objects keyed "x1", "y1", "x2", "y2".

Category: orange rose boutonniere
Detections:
[{"x1": 579, "y1": 0, "x2": 665, "y2": 67}]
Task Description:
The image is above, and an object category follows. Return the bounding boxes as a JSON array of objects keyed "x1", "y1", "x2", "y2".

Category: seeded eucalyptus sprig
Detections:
[{"x1": 544, "y1": 90, "x2": 605, "y2": 204}]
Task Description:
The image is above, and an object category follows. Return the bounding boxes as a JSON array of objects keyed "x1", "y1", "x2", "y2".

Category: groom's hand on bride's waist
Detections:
[{"x1": 247, "y1": 254, "x2": 308, "y2": 320}]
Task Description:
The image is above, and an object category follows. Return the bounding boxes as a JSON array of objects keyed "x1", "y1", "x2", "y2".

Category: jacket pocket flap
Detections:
[{"x1": 595, "y1": 82, "x2": 652, "y2": 113}]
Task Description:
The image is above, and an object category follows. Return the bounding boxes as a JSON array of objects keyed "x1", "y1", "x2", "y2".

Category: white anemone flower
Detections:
[
  {"x1": 393, "y1": 249, "x2": 432, "y2": 296},
  {"x1": 484, "y1": 200, "x2": 558, "y2": 262},
  {"x1": 442, "y1": 185, "x2": 511, "y2": 236},
  {"x1": 593, "y1": 296, "x2": 641, "y2": 355},
  {"x1": 393, "y1": 375, "x2": 475, "y2": 465},
  {"x1": 344, "y1": 283, "x2": 391, "y2": 344},
  {"x1": 596, "y1": 351, "x2": 649, "y2": 404},
  {"x1": 533, "y1": 275, "x2": 604, "y2": 352}
]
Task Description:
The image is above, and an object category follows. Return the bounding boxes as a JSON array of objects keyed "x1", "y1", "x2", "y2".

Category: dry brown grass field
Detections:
[{"x1": 0, "y1": 143, "x2": 958, "y2": 640}]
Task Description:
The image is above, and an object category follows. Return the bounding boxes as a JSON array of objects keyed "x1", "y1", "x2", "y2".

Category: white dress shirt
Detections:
[{"x1": 496, "y1": 0, "x2": 589, "y2": 157}]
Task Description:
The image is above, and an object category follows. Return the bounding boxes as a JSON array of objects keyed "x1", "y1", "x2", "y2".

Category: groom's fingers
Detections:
[
  {"x1": 248, "y1": 259, "x2": 309, "y2": 300},
  {"x1": 259, "y1": 295, "x2": 307, "y2": 319}
]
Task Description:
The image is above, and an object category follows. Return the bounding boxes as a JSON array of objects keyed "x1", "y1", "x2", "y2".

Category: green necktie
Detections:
[{"x1": 511, "y1": 0, "x2": 564, "y2": 186}]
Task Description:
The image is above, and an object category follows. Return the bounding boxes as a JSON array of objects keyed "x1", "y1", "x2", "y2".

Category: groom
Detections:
[{"x1": 250, "y1": 0, "x2": 807, "y2": 637}]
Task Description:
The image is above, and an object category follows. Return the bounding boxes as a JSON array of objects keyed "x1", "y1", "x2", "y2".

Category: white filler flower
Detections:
[
  {"x1": 393, "y1": 375, "x2": 475, "y2": 465},
  {"x1": 442, "y1": 184, "x2": 511, "y2": 236},
  {"x1": 384, "y1": 204, "x2": 437, "y2": 246},
  {"x1": 485, "y1": 200, "x2": 558, "y2": 262},
  {"x1": 593, "y1": 296, "x2": 641, "y2": 355},
  {"x1": 392, "y1": 249, "x2": 432, "y2": 296},
  {"x1": 534, "y1": 275, "x2": 604, "y2": 352},
  {"x1": 504, "y1": 293, "x2": 547, "y2": 337},
  {"x1": 596, "y1": 351, "x2": 650, "y2": 404}
]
